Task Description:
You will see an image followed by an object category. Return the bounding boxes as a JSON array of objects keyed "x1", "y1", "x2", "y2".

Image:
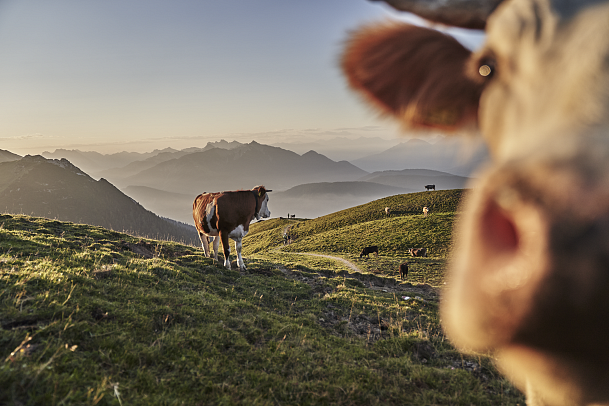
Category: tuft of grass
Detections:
[{"x1": 0, "y1": 210, "x2": 524, "y2": 405}]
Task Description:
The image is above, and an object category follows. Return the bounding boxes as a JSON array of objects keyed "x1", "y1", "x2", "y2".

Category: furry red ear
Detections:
[
  {"x1": 254, "y1": 185, "x2": 269, "y2": 196},
  {"x1": 341, "y1": 23, "x2": 483, "y2": 131}
]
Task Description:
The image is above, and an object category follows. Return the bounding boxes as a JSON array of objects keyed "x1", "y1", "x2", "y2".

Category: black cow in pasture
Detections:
[
  {"x1": 425, "y1": 185, "x2": 435, "y2": 191},
  {"x1": 399, "y1": 262, "x2": 409, "y2": 280},
  {"x1": 360, "y1": 246, "x2": 379, "y2": 258}
]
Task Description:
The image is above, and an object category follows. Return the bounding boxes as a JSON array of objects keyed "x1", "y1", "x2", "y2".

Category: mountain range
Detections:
[
  {"x1": 351, "y1": 138, "x2": 488, "y2": 176},
  {"x1": 3, "y1": 138, "x2": 477, "y2": 224},
  {"x1": 271, "y1": 136, "x2": 400, "y2": 162},
  {"x1": 107, "y1": 141, "x2": 367, "y2": 193},
  {"x1": 0, "y1": 155, "x2": 198, "y2": 244},
  {"x1": 42, "y1": 147, "x2": 180, "y2": 175}
]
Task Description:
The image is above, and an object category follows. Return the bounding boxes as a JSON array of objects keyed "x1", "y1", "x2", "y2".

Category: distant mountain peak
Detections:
[
  {"x1": 404, "y1": 138, "x2": 432, "y2": 145},
  {"x1": 19, "y1": 155, "x2": 92, "y2": 179},
  {"x1": 0, "y1": 149, "x2": 21, "y2": 164},
  {"x1": 202, "y1": 140, "x2": 244, "y2": 151}
]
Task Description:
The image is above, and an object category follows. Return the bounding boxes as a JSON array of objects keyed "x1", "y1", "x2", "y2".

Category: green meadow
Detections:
[{"x1": 0, "y1": 190, "x2": 525, "y2": 405}]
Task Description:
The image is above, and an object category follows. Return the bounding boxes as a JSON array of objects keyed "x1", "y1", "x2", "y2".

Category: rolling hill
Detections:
[
  {"x1": 0, "y1": 155, "x2": 198, "y2": 244},
  {"x1": 245, "y1": 189, "x2": 465, "y2": 259}
]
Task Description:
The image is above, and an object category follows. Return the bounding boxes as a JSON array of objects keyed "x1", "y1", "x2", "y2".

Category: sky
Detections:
[{"x1": 0, "y1": 0, "x2": 484, "y2": 156}]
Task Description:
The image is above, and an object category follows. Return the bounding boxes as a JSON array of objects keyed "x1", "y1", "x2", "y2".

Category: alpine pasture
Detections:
[{"x1": 0, "y1": 190, "x2": 525, "y2": 405}]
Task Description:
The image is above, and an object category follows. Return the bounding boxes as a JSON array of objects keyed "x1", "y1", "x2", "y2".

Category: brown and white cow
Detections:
[
  {"x1": 409, "y1": 247, "x2": 427, "y2": 257},
  {"x1": 342, "y1": 0, "x2": 609, "y2": 404},
  {"x1": 192, "y1": 185, "x2": 271, "y2": 271}
]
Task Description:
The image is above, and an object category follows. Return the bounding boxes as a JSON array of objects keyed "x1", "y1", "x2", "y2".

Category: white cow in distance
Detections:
[{"x1": 342, "y1": 0, "x2": 609, "y2": 404}]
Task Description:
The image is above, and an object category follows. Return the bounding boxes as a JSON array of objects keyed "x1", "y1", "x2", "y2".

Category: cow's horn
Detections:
[{"x1": 370, "y1": 0, "x2": 504, "y2": 29}]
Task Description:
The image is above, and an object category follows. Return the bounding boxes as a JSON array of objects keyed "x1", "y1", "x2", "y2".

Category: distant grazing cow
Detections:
[
  {"x1": 342, "y1": 0, "x2": 609, "y2": 402},
  {"x1": 359, "y1": 246, "x2": 379, "y2": 258},
  {"x1": 424, "y1": 185, "x2": 435, "y2": 191},
  {"x1": 193, "y1": 185, "x2": 271, "y2": 270},
  {"x1": 291, "y1": 214, "x2": 296, "y2": 218},
  {"x1": 399, "y1": 262, "x2": 408, "y2": 280},
  {"x1": 422, "y1": 207, "x2": 429, "y2": 217},
  {"x1": 409, "y1": 248, "x2": 427, "y2": 258},
  {"x1": 385, "y1": 207, "x2": 391, "y2": 215}
]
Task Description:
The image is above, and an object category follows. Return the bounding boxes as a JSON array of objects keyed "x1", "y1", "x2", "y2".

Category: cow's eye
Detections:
[
  {"x1": 479, "y1": 64, "x2": 492, "y2": 77},
  {"x1": 478, "y1": 56, "x2": 496, "y2": 79}
]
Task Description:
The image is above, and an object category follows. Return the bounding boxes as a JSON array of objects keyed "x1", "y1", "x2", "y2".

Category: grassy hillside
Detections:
[
  {"x1": 246, "y1": 189, "x2": 462, "y2": 258},
  {"x1": 0, "y1": 212, "x2": 524, "y2": 405},
  {"x1": 244, "y1": 190, "x2": 462, "y2": 287},
  {"x1": 286, "y1": 189, "x2": 463, "y2": 240}
]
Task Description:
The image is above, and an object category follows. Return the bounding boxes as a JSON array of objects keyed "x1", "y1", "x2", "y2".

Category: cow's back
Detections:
[{"x1": 215, "y1": 191, "x2": 255, "y2": 232}]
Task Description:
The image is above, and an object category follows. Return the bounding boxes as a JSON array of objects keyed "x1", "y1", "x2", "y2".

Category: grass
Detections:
[{"x1": 0, "y1": 190, "x2": 525, "y2": 405}]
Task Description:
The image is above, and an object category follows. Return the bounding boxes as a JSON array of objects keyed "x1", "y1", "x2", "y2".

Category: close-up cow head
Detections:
[{"x1": 342, "y1": 0, "x2": 609, "y2": 404}]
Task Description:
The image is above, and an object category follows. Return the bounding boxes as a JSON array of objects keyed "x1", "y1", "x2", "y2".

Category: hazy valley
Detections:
[{"x1": 1, "y1": 137, "x2": 483, "y2": 229}]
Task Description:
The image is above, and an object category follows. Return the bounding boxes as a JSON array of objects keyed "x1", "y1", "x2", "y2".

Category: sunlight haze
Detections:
[{"x1": 0, "y1": 0, "x2": 484, "y2": 155}]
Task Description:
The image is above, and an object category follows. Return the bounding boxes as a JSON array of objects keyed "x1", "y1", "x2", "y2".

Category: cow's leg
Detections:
[
  {"x1": 198, "y1": 231, "x2": 210, "y2": 258},
  {"x1": 219, "y1": 231, "x2": 231, "y2": 269},
  {"x1": 211, "y1": 236, "x2": 220, "y2": 262},
  {"x1": 228, "y1": 225, "x2": 248, "y2": 271},
  {"x1": 234, "y1": 238, "x2": 246, "y2": 271}
]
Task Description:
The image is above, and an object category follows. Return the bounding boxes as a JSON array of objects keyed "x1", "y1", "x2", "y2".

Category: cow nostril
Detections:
[{"x1": 481, "y1": 200, "x2": 519, "y2": 254}]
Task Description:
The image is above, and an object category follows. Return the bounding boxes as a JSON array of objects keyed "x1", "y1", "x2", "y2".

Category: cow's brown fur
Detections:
[
  {"x1": 341, "y1": 23, "x2": 482, "y2": 131},
  {"x1": 193, "y1": 185, "x2": 270, "y2": 270}
]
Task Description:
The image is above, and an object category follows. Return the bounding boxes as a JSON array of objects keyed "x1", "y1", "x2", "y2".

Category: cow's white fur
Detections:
[
  {"x1": 226, "y1": 224, "x2": 248, "y2": 269},
  {"x1": 258, "y1": 194, "x2": 271, "y2": 219},
  {"x1": 204, "y1": 202, "x2": 218, "y2": 235},
  {"x1": 201, "y1": 235, "x2": 220, "y2": 262},
  {"x1": 199, "y1": 201, "x2": 220, "y2": 261}
]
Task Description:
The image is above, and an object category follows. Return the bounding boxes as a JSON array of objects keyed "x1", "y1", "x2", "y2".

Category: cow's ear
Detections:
[{"x1": 341, "y1": 23, "x2": 482, "y2": 131}]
